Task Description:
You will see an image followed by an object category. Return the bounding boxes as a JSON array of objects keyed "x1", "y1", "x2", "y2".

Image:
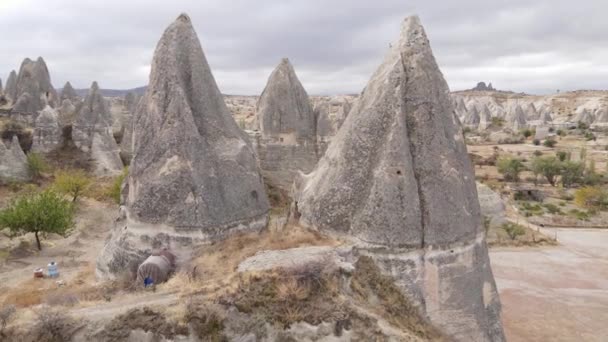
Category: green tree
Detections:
[
  {"x1": 530, "y1": 156, "x2": 562, "y2": 186},
  {"x1": 0, "y1": 190, "x2": 74, "y2": 250},
  {"x1": 497, "y1": 156, "x2": 525, "y2": 182},
  {"x1": 561, "y1": 161, "x2": 585, "y2": 188},
  {"x1": 501, "y1": 223, "x2": 526, "y2": 241},
  {"x1": 556, "y1": 151, "x2": 568, "y2": 162},
  {"x1": 53, "y1": 169, "x2": 92, "y2": 202}
]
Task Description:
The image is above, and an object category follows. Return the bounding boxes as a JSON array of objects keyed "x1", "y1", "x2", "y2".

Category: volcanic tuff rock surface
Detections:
[
  {"x1": 73, "y1": 82, "x2": 123, "y2": 176},
  {"x1": 257, "y1": 58, "x2": 316, "y2": 141},
  {"x1": 31, "y1": 105, "x2": 62, "y2": 153},
  {"x1": 0, "y1": 136, "x2": 30, "y2": 183},
  {"x1": 252, "y1": 59, "x2": 320, "y2": 190},
  {"x1": 97, "y1": 14, "x2": 269, "y2": 278},
  {"x1": 293, "y1": 16, "x2": 504, "y2": 341},
  {"x1": 4, "y1": 70, "x2": 17, "y2": 101},
  {"x1": 12, "y1": 57, "x2": 58, "y2": 112},
  {"x1": 60, "y1": 81, "x2": 79, "y2": 102}
]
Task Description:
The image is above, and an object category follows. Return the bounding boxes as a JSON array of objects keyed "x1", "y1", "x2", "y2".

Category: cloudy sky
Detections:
[{"x1": 1, "y1": 0, "x2": 606, "y2": 95}]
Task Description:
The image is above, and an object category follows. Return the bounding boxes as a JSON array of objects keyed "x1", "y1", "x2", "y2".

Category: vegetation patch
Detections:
[{"x1": 95, "y1": 307, "x2": 187, "y2": 342}]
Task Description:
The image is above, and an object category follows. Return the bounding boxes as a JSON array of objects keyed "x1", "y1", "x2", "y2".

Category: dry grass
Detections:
[{"x1": 161, "y1": 224, "x2": 337, "y2": 298}]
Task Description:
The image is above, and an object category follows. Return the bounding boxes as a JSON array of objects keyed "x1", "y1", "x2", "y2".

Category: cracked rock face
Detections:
[
  {"x1": 12, "y1": 57, "x2": 58, "y2": 112},
  {"x1": 293, "y1": 16, "x2": 504, "y2": 342},
  {"x1": 257, "y1": 58, "x2": 316, "y2": 142},
  {"x1": 0, "y1": 136, "x2": 30, "y2": 183},
  {"x1": 97, "y1": 14, "x2": 269, "y2": 278},
  {"x1": 31, "y1": 105, "x2": 62, "y2": 153}
]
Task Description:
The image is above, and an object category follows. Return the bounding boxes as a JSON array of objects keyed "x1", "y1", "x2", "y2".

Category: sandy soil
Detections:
[{"x1": 491, "y1": 228, "x2": 608, "y2": 342}]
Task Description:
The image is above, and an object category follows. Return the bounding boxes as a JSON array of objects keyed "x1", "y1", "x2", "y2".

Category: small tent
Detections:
[{"x1": 136, "y1": 250, "x2": 176, "y2": 286}]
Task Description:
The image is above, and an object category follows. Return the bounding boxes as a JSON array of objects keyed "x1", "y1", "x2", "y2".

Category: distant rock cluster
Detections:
[{"x1": 471, "y1": 81, "x2": 496, "y2": 91}]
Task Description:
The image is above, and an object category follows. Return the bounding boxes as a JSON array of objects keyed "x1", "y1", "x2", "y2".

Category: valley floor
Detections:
[{"x1": 491, "y1": 228, "x2": 608, "y2": 342}]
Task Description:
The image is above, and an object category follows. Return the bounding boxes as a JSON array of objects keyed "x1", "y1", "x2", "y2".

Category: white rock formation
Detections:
[{"x1": 0, "y1": 136, "x2": 30, "y2": 183}]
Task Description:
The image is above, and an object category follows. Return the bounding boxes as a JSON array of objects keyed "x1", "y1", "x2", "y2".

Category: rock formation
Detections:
[
  {"x1": 463, "y1": 105, "x2": 480, "y2": 127},
  {"x1": 257, "y1": 58, "x2": 316, "y2": 141},
  {"x1": 594, "y1": 108, "x2": 608, "y2": 125},
  {"x1": 573, "y1": 108, "x2": 595, "y2": 125},
  {"x1": 471, "y1": 82, "x2": 495, "y2": 91},
  {"x1": 477, "y1": 182, "x2": 506, "y2": 225},
  {"x1": 293, "y1": 16, "x2": 504, "y2": 341},
  {"x1": 4, "y1": 70, "x2": 17, "y2": 101},
  {"x1": 12, "y1": 57, "x2": 58, "y2": 112},
  {"x1": 252, "y1": 58, "x2": 319, "y2": 190},
  {"x1": 506, "y1": 104, "x2": 527, "y2": 131},
  {"x1": 73, "y1": 82, "x2": 123, "y2": 176},
  {"x1": 526, "y1": 103, "x2": 539, "y2": 120},
  {"x1": 455, "y1": 98, "x2": 468, "y2": 118},
  {"x1": 31, "y1": 105, "x2": 62, "y2": 153},
  {"x1": 97, "y1": 14, "x2": 270, "y2": 278},
  {"x1": 479, "y1": 104, "x2": 493, "y2": 130},
  {"x1": 60, "y1": 81, "x2": 79, "y2": 102},
  {"x1": 0, "y1": 77, "x2": 3, "y2": 94},
  {"x1": 539, "y1": 108, "x2": 553, "y2": 123},
  {"x1": 57, "y1": 99, "x2": 77, "y2": 128},
  {"x1": 0, "y1": 136, "x2": 30, "y2": 183}
]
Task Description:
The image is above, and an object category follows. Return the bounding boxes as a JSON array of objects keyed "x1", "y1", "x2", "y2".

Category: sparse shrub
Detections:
[
  {"x1": 44, "y1": 293, "x2": 80, "y2": 307},
  {"x1": 577, "y1": 121, "x2": 589, "y2": 130},
  {"x1": 491, "y1": 117, "x2": 505, "y2": 127},
  {"x1": 501, "y1": 223, "x2": 526, "y2": 241},
  {"x1": 521, "y1": 129, "x2": 533, "y2": 138},
  {"x1": 53, "y1": 169, "x2": 92, "y2": 202},
  {"x1": 568, "y1": 208, "x2": 591, "y2": 221},
  {"x1": 106, "y1": 167, "x2": 128, "y2": 205},
  {"x1": 0, "y1": 190, "x2": 74, "y2": 250},
  {"x1": 26, "y1": 153, "x2": 50, "y2": 179},
  {"x1": 497, "y1": 156, "x2": 525, "y2": 182},
  {"x1": 543, "y1": 203, "x2": 562, "y2": 215},
  {"x1": 185, "y1": 301, "x2": 227, "y2": 341},
  {"x1": 574, "y1": 187, "x2": 608, "y2": 211},
  {"x1": 543, "y1": 138, "x2": 557, "y2": 148},
  {"x1": 556, "y1": 151, "x2": 568, "y2": 162},
  {"x1": 0, "y1": 305, "x2": 16, "y2": 335},
  {"x1": 32, "y1": 306, "x2": 77, "y2": 342},
  {"x1": 482, "y1": 216, "x2": 492, "y2": 236},
  {"x1": 533, "y1": 139, "x2": 540, "y2": 146},
  {"x1": 548, "y1": 127, "x2": 555, "y2": 133},
  {"x1": 584, "y1": 131, "x2": 596, "y2": 141}
]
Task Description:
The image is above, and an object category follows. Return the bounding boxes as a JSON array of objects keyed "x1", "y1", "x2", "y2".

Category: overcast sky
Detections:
[{"x1": 1, "y1": 0, "x2": 606, "y2": 95}]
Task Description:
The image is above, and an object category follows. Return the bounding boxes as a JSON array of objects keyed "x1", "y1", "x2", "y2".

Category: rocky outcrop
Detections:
[
  {"x1": 12, "y1": 57, "x2": 58, "y2": 112},
  {"x1": 97, "y1": 14, "x2": 270, "y2": 279},
  {"x1": 455, "y1": 98, "x2": 468, "y2": 119},
  {"x1": 479, "y1": 105, "x2": 493, "y2": 130},
  {"x1": 539, "y1": 108, "x2": 553, "y2": 123},
  {"x1": 573, "y1": 108, "x2": 595, "y2": 125},
  {"x1": 57, "y1": 99, "x2": 77, "y2": 128},
  {"x1": 594, "y1": 108, "x2": 608, "y2": 125},
  {"x1": 257, "y1": 58, "x2": 316, "y2": 141},
  {"x1": 253, "y1": 58, "x2": 319, "y2": 190},
  {"x1": 471, "y1": 82, "x2": 495, "y2": 91},
  {"x1": 4, "y1": 70, "x2": 17, "y2": 101},
  {"x1": 506, "y1": 105, "x2": 527, "y2": 131},
  {"x1": 526, "y1": 103, "x2": 539, "y2": 121},
  {"x1": 60, "y1": 81, "x2": 79, "y2": 102},
  {"x1": 293, "y1": 16, "x2": 504, "y2": 341},
  {"x1": 463, "y1": 105, "x2": 480, "y2": 127},
  {"x1": 0, "y1": 136, "x2": 30, "y2": 183},
  {"x1": 31, "y1": 105, "x2": 62, "y2": 153},
  {"x1": 73, "y1": 82, "x2": 123, "y2": 176}
]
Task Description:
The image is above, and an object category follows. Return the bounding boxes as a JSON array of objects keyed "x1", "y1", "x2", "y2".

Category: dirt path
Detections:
[{"x1": 490, "y1": 228, "x2": 608, "y2": 342}]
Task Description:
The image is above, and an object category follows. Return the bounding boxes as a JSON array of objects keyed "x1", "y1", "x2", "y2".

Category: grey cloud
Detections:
[{"x1": 0, "y1": 0, "x2": 606, "y2": 95}]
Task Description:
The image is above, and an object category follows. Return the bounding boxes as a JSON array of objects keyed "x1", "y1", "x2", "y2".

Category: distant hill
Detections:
[{"x1": 56, "y1": 86, "x2": 148, "y2": 98}]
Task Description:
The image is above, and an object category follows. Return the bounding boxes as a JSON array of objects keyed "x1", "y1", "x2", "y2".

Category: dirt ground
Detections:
[{"x1": 491, "y1": 228, "x2": 608, "y2": 342}]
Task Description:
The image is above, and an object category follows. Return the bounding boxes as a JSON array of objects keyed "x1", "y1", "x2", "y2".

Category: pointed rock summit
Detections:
[
  {"x1": 479, "y1": 104, "x2": 493, "y2": 130},
  {"x1": 293, "y1": 16, "x2": 504, "y2": 341},
  {"x1": 463, "y1": 105, "x2": 481, "y2": 127},
  {"x1": 0, "y1": 136, "x2": 30, "y2": 183},
  {"x1": 5, "y1": 70, "x2": 17, "y2": 101},
  {"x1": 97, "y1": 14, "x2": 269, "y2": 278},
  {"x1": 13, "y1": 57, "x2": 58, "y2": 112},
  {"x1": 73, "y1": 81, "x2": 123, "y2": 176},
  {"x1": 507, "y1": 104, "x2": 527, "y2": 131},
  {"x1": 60, "y1": 81, "x2": 79, "y2": 102},
  {"x1": 257, "y1": 58, "x2": 316, "y2": 141}
]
